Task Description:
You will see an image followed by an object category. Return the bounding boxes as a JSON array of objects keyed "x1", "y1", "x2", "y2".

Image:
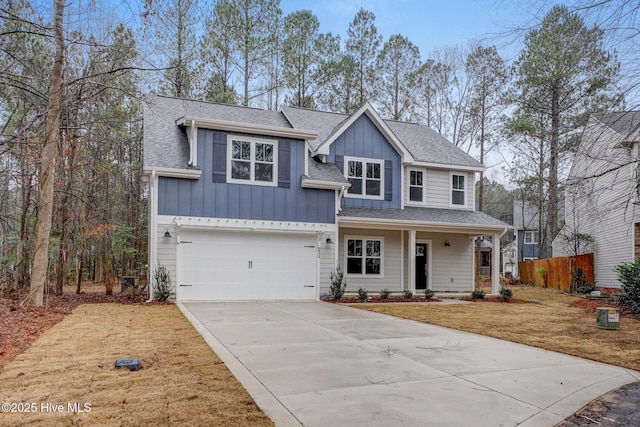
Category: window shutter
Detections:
[
  {"x1": 278, "y1": 139, "x2": 290, "y2": 188},
  {"x1": 212, "y1": 132, "x2": 226, "y2": 182},
  {"x1": 335, "y1": 155, "x2": 344, "y2": 174},
  {"x1": 384, "y1": 160, "x2": 393, "y2": 201}
]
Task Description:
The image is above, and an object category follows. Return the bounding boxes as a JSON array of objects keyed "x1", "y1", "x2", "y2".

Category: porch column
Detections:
[
  {"x1": 409, "y1": 230, "x2": 416, "y2": 291},
  {"x1": 492, "y1": 233, "x2": 501, "y2": 294}
]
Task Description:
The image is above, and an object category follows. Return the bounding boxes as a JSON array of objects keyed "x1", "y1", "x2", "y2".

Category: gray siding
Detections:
[
  {"x1": 335, "y1": 228, "x2": 402, "y2": 293},
  {"x1": 327, "y1": 115, "x2": 402, "y2": 209},
  {"x1": 158, "y1": 129, "x2": 335, "y2": 223},
  {"x1": 401, "y1": 231, "x2": 474, "y2": 292},
  {"x1": 318, "y1": 231, "x2": 337, "y2": 296},
  {"x1": 562, "y1": 118, "x2": 639, "y2": 287},
  {"x1": 155, "y1": 223, "x2": 177, "y2": 298},
  {"x1": 421, "y1": 169, "x2": 474, "y2": 210}
]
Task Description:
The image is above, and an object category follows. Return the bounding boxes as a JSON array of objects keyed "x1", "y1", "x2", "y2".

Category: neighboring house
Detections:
[
  {"x1": 475, "y1": 237, "x2": 493, "y2": 278},
  {"x1": 502, "y1": 240, "x2": 517, "y2": 277},
  {"x1": 143, "y1": 95, "x2": 510, "y2": 301},
  {"x1": 510, "y1": 199, "x2": 542, "y2": 276},
  {"x1": 553, "y1": 111, "x2": 640, "y2": 288}
]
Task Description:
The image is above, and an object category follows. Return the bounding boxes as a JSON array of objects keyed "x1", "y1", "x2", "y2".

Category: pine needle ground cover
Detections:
[
  {"x1": 0, "y1": 304, "x2": 273, "y2": 427},
  {"x1": 353, "y1": 286, "x2": 640, "y2": 371}
]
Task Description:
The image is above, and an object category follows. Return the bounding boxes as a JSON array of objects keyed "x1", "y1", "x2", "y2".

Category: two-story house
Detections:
[
  {"x1": 143, "y1": 95, "x2": 510, "y2": 301},
  {"x1": 553, "y1": 111, "x2": 640, "y2": 287}
]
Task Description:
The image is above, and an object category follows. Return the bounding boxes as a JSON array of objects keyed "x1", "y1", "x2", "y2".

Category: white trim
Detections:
[
  {"x1": 177, "y1": 116, "x2": 318, "y2": 141},
  {"x1": 343, "y1": 156, "x2": 385, "y2": 200},
  {"x1": 187, "y1": 120, "x2": 198, "y2": 167},
  {"x1": 524, "y1": 230, "x2": 539, "y2": 244},
  {"x1": 160, "y1": 215, "x2": 336, "y2": 234},
  {"x1": 344, "y1": 235, "x2": 385, "y2": 278},
  {"x1": 149, "y1": 171, "x2": 159, "y2": 300},
  {"x1": 408, "y1": 230, "x2": 416, "y2": 292},
  {"x1": 143, "y1": 166, "x2": 201, "y2": 179},
  {"x1": 338, "y1": 216, "x2": 510, "y2": 234},
  {"x1": 407, "y1": 168, "x2": 427, "y2": 206},
  {"x1": 400, "y1": 230, "x2": 404, "y2": 290},
  {"x1": 314, "y1": 102, "x2": 414, "y2": 163},
  {"x1": 226, "y1": 135, "x2": 278, "y2": 187},
  {"x1": 301, "y1": 178, "x2": 349, "y2": 190},
  {"x1": 411, "y1": 160, "x2": 485, "y2": 173},
  {"x1": 449, "y1": 171, "x2": 467, "y2": 208}
]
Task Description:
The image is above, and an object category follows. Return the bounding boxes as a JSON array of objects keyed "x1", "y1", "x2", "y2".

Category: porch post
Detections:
[
  {"x1": 492, "y1": 233, "x2": 501, "y2": 294},
  {"x1": 409, "y1": 230, "x2": 416, "y2": 291}
]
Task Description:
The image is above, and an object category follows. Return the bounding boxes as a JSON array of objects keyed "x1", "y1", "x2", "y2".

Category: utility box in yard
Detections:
[
  {"x1": 120, "y1": 276, "x2": 139, "y2": 293},
  {"x1": 596, "y1": 307, "x2": 620, "y2": 330}
]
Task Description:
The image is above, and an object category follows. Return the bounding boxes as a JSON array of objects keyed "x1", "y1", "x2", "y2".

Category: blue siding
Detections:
[
  {"x1": 327, "y1": 115, "x2": 402, "y2": 209},
  {"x1": 517, "y1": 230, "x2": 539, "y2": 260},
  {"x1": 158, "y1": 129, "x2": 335, "y2": 223}
]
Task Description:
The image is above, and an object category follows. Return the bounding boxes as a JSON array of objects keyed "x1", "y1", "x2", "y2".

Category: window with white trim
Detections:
[
  {"x1": 451, "y1": 173, "x2": 466, "y2": 206},
  {"x1": 346, "y1": 237, "x2": 383, "y2": 275},
  {"x1": 524, "y1": 231, "x2": 538, "y2": 244},
  {"x1": 409, "y1": 169, "x2": 425, "y2": 203},
  {"x1": 344, "y1": 156, "x2": 384, "y2": 199},
  {"x1": 227, "y1": 136, "x2": 277, "y2": 185}
]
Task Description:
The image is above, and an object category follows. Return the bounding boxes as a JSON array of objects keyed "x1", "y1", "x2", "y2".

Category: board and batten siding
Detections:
[
  {"x1": 327, "y1": 114, "x2": 402, "y2": 209},
  {"x1": 401, "y1": 231, "x2": 474, "y2": 292},
  {"x1": 334, "y1": 228, "x2": 402, "y2": 293},
  {"x1": 157, "y1": 129, "x2": 335, "y2": 223}
]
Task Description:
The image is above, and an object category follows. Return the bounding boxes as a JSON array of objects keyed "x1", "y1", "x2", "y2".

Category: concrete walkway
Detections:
[{"x1": 179, "y1": 301, "x2": 639, "y2": 427}]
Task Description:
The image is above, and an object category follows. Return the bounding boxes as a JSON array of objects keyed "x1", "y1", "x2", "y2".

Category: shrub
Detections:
[
  {"x1": 379, "y1": 288, "x2": 391, "y2": 299},
  {"x1": 471, "y1": 289, "x2": 486, "y2": 299},
  {"x1": 357, "y1": 287, "x2": 368, "y2": 301},
  {"x1": 424, "y1": 289, "x2": 435, "y2": 300},
  {"x1": 153, "y1": 265, "x2": 175, "y2": 302},
  {"x1": 329, "y1": 267, "x2": 348, "y2": 300},
  {"x1": 537, "y1": 267, "x2": 548, "y2": 287},
  {"x1": 498, "y1": 287, "x2": 513, "y2": 302},
  {"x1": 615, "y1": 260, "x2": 640, "y2": 314},
  {"x1": 403, "y1": 289, "x2": 413, "y2": 298}
]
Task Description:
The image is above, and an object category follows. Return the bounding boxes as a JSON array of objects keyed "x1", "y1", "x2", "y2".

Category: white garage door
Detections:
[{"x1": 178, "y1": 229, "x2": 317, "y2": 301}]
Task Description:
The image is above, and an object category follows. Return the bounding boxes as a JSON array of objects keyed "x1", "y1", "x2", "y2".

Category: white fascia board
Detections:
[
  {"x1": 409, "y1": 160, "x2": 485, "y2": 173},
  {"x1": 301, "y1": 178, "x2": 350, "y2": 190},
  {"x1": 314, "y1": 102, "x2": 414, "y2": 163},
  {"x1": 143, "y1": 166, "x2": 201, "y2": 179},
  {"x1": 338, "y1": 216, "x2": 511, "y2": 234},
  {"x1": 166, "y1": 215, "x2": 337, "y2": 233},
  {"x1": 177, "y1": 116, "x2": 318, "y2": 141}
]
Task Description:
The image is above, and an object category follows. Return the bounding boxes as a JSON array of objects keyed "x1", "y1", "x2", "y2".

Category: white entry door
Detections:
[{"x1": 178, "y1": 229, "x2": 317, "y2": 301}]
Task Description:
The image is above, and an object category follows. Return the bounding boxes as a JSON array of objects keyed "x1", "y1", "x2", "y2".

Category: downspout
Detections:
[{"x1": 146, "y1": 170, "x2": 157, "y2": 303}]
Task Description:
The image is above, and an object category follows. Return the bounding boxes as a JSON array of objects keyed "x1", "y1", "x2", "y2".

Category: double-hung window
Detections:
[
  {"x1": 345, "y1": 156, "x2": 384, "y2": 199},
  {"x1": 227, "y1": 136, "x2": 277, "y2": 185},
  {"x1": 451, "y1": 173, "x2": 466, "y2": 206},
  {"x1": 524, "y1": 231, "x2": 538, "y2": 244},
  {"x1": 346, "y1": 237, "x2": 383, "y2": 275},
  {"x1": 409, "y1": 169, "x2": 425, "y2": 203}
]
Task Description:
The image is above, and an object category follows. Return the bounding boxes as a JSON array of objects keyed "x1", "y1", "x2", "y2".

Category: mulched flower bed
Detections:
[{"x1": 460, "y1": 297, "x2": 528, "y2": 304}]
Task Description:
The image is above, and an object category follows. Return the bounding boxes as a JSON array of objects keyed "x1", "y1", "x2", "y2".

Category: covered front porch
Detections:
[{"x1": 335, "y1": 206, "x2": 510, "y2": 296}]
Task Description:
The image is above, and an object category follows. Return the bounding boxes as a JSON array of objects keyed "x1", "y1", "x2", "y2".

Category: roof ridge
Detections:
[{"x1": 152, "y1": 93, "x2": 283, "y2": 114}]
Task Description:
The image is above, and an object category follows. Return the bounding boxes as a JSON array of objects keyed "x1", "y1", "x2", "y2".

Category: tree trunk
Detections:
[
  {"x1": 27, "y1": 0, "x2": 65, "y2": 306},
  {"x1": 548, "y1": 85, "x2": 560, "y2": 248}
]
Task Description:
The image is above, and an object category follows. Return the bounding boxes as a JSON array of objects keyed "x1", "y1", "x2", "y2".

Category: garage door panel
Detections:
[{"x1": 178, "y1": 230, "x2": 317, "y2": 301}]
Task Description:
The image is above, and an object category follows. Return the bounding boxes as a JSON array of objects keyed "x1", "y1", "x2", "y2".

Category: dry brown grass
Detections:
[
  {"x1": 354, "y1": 286, "x2": 640, "y2": 371},
  {"x1": 0, "y1": 304, "x2": 274, "y2": 427}
]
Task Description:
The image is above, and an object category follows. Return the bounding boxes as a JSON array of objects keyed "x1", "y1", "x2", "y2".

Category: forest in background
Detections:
[{"x1": 0, "y1": 0, "x2": 637, "y2": 303}]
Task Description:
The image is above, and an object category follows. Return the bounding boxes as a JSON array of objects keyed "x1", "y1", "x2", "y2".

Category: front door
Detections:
[{"x1": 415, "y1": 243, "x2": 428, "y2": 290}]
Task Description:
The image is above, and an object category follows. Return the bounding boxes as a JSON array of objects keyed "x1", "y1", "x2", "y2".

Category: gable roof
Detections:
[
  {"x1": 593, "y1": 111, "x2": 640, "y2": 137},
  {"x1": 282, "y1": 104, "x2": 482, "y2": 170}
]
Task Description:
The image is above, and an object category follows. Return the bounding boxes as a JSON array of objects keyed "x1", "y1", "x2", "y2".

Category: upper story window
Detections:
[
  {"x1": 408, "y1": 169, "x2": 425, "y2": 203},
  {"x1": 451, "y1": 173, "x2": 466, "y2": 206},
  {"x1": 344, "y1": 156, "x2": 384, "y2": 199},
  {"x1": 524, "y1": 231, "x2": 538, "y2": 244},
  {"x1": 227, "y1": 136, "x2": 278, "y2": 186}
]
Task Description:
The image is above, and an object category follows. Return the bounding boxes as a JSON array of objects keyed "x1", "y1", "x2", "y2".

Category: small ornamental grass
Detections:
[
  {"x1": 424, "y1": 289, "x2": 435, "y2": 300},
  {"x1": 357, "y1": 287, "x2": 368, "y2": 301},
  {"x1": 329, "y1": 267, "x2": 348, "y2": 300},
  {"x1": 379, "y1": 288, "x2": 392, "y2": 299},
  {"x1": 403, "y1": 289, "x2": 413, "y2": 298}
]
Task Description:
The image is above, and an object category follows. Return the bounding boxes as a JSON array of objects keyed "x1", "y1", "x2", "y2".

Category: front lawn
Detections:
[
  {"x1": 0, "y1": 303, "x2": 273, "y2": 427},
  {"x1": 353, "y1": 286, "x2": 640, "y2": 371}
]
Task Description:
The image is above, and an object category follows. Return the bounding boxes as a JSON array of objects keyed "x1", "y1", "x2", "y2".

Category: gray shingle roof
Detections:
[
  {"x1": 339, "y1": 206, "x2": 511, "y2": 229},
  {"x1": 593, "y1": 111, "x2": 640, "y2": 137},
  {"x1": 144, "y1": 94, "x2": 293, "y2": 169},
  {"x1": 282, "y1": 105, "x2": 482, "y2": 168},
  {"x1": 306, "y1": 156, "x2": 349, "y2": 184}
]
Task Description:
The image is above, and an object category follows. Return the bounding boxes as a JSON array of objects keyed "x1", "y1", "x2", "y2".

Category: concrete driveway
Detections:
[{"x1": 179, "y1": 301, "x2": 639, "y2": 427}]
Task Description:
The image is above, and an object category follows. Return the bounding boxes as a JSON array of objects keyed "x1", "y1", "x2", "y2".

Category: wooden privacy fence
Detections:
[{"x1": 518, "y1": 253, "x2": 594, "y2": 291}]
